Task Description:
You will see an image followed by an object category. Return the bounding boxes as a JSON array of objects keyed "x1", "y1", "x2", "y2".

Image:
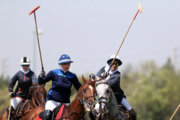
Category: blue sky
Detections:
[{"x1": 0, "y1": 0, "x2": 180, "y2": 77}]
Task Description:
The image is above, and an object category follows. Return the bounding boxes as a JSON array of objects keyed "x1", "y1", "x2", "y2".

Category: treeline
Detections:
[
  {"x1": 0, "y1": 58, "x2": 180, "y2": 119},
  {"x1": 121, "y1": 58, "x2": 180, "y2": 120},
  {"x1": 0, "y1": 75, "x2": 10, "y2": 113}
]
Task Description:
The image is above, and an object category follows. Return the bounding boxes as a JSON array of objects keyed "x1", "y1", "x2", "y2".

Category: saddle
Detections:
[
  {"x1": 37, "y1": 104, "x2": 65, "y2": 120},
  {"x1": 14, "y1": 99, "x2": 33, "y2": 119}
]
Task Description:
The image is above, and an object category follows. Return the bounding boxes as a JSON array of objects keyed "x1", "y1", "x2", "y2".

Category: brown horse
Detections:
[
  {"x1": 0, "y1": 85, "x2": 47, "y2": 120},
  {"x1": 22, "y1": 76, "x2": 96, "y2": 120}
]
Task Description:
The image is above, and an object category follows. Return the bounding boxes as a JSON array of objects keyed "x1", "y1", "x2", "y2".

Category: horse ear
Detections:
[{"x1": 82, "y1": 75, "x2": 87, "y2": 84}]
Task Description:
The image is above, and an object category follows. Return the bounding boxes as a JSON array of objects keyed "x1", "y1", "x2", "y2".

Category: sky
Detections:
[{"x1": 0, "y1": 0, "x2": 180, "y2": 77}]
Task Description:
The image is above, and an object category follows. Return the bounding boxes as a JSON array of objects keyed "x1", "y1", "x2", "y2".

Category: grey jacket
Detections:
[{"x1": 9, "y1": 70, "x2": 37, "y2": 99}]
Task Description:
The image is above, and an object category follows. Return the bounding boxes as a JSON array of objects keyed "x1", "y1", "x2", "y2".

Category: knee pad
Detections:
[
  {"x1": 42, "y1": 110, "x2": 53, "y2": 120},
  {"x1": 89, "y1": 111, "x2": 96, "y2": 120}
]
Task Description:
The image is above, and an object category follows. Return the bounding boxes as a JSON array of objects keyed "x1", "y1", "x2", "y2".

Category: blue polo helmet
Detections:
[{"x1": 58, "y1": 54, "x2": 73, "y2": 65}]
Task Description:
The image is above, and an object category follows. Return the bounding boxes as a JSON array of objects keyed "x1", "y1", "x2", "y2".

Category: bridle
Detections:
[
  {"x1": 30, "y1": 85, "x2": 46, "y2": 107},
  {"x1": 96, "y1": 82, "x2": 112, "y2": 106},
  {"x1": 78, "y1": 82, "x2": 95, "y2": 106},
  {"x1": 95, "y1": 81, "x2": 125, "y2": 120},
  {"x1": 58, "y1": 82, "x2": 96, "y2": 120}
]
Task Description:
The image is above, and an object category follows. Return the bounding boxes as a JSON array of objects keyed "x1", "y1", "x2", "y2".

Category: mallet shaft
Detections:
[
  {"x1": 169, "y1": 104, "x2": 180, "y2": 120},
  {"x1": 108, "y1": 4, "x2": 142, "y2": 72},
  {"x1": 8, "y1": 101, "x2": 11, "y2": 120},
  {"x1": 33, "y1": 12, "x2": 44, "y2": 71}
]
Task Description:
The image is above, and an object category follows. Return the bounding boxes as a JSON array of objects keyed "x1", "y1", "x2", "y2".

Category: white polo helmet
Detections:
[
  {"x1": 107, "y1": 55, "x2": 122, "y2": 66},
  {"x1": 20, "y1": 57, "x2": 30, "y2": 65}
]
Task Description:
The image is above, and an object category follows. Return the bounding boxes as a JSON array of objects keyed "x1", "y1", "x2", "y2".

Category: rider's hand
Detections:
[
  {"x1": 9, "y1": 91, "x2": 13, "y2": 97},
  {"x1": 89, "y1": 74, "x2": 96, "y2": 80},
  {"x1": 40, "y1": 71, "x2": 46, "y2": 78},
  {"x1": 102, "y1": 72, "x2": 109, "y2": 79},
  {"x1": 128, "y1": 108, "x2": 137, "y2": 120}
]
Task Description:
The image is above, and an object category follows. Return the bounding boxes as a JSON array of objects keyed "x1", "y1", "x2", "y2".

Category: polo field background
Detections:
[{"x1": 0, "y1": 58, "x2": 180, "y2": 120}]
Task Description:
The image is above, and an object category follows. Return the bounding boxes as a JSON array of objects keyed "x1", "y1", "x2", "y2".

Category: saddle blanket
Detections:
[{"x1": 35, "y1": 105, "x2": 65, "y2": 120}]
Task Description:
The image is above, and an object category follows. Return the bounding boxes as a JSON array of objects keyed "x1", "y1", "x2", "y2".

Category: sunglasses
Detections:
[
  {"x1": 62, "y1": 63, "x2": 70, "y2": 65},
  {"x1": 22, "y1": 65, "x2": 30, "y2": 67},
  {"x1": 112, "y1": 62, "x2": 119, "y2": 66}
]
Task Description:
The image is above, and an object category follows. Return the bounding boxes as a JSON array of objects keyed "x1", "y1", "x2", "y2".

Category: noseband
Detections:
[
  {"x1": 96, "y1": 82, "x2": 112, "y2": 105},
  {"x1": 61, "y1": 82, "x2": 96, "y2": 120},
  {"x1": 77, "y1": 82, "x2": 95, "y2": 107}
]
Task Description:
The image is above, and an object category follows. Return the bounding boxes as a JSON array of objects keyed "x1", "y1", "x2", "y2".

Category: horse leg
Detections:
[
  {"x1": 21, "y1": 106, "x2": 44, "y2": 120},
  {"x1": 83, "y1": 111, "x2": 92, "y2": 120},
  {"x1": 0, "y1": 110, "x2": 7, "y2": 120}
]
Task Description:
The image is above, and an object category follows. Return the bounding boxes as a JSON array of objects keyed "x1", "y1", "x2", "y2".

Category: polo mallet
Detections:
[
  {"x1": 169, "y1": 104, "x2": 180, "y2": 120},
  {"x1": 107, "y1": 2, "x2": 143, "y2": 72},
  {"x1": 29, "y1": 6, "x2": 45, "y2": 72},
  {"x1": 7, "y1": 100, "x2": 11, "y2": 120}
]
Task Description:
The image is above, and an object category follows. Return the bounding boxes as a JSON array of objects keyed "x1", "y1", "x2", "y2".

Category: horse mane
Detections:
[{"x1": 82, "y1": 75, "x2": 96, "y2": 85}]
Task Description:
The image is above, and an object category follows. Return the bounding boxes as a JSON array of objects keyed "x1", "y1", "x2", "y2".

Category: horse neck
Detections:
[
  {"x1": 69, "y1": 89, "x2": 84, "y2": 116},
  {"x1": 109, "y1": 90, "x2": 120, "y2": 117},
  {"x1": 32, "y1": 88, "x2": 46, "y2": 106}
]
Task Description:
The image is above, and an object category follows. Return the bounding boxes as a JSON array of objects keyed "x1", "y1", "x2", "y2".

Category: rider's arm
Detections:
[
  {"x1": 9, "y1": 72, "x2": 18, "y2": 92},
  {"x1": 96, "y1": 66, "x2": 105, "y2": 77},
  {"x1": 38, "y1": 71, "x2": 54, "y2": 85},
  {"x1": 72, "y1": 75, "x2": 82, "y2": 91},
  {"x1": 108, "y1": 75, "x2": 120, "y2": 88}
]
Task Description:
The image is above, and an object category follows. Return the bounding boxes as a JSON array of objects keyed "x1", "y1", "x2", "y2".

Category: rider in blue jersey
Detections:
[{"x1": 38, "y1": 54, "x2": 81, "y2": 120}]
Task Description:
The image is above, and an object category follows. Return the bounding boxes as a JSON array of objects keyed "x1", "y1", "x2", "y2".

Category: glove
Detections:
[
  {"x1": 101, "y1": 72, "x2": 109, "y2": 79},
  {"x1": 9, "y1": 91, "x2": 13, "y2": 97},
  {"x1": 89, "y1": 74, "x2": 96, "y2": 80},
  {"x1": 40, "y1": 71, "x2": 46, "y2": 78},
  {"x1": 128, "y1": 108, "x2": 137, "y2": 120}
]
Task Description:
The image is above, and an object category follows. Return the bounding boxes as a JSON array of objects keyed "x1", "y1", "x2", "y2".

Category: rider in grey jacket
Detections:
[
  {"x1": 8, "y1": 57, "x2": 37, "y2": 119},
  {"x1": 96, "y1": 55, "x2": 136, "y2": 120}
]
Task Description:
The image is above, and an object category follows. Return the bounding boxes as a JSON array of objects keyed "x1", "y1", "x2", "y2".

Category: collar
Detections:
[
  {"x1": 59, "y1": 65, "x2": 68, "y2": 73},
  {"x1": 20, "y1": 68, "x2": 30, "y2": 75},
  {"x1": 104, "y1": 65, "x2": 118, "y2": 75}
]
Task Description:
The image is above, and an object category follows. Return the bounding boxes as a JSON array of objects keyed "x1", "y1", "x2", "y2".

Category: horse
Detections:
[
  {"x1": 93, "y1": 77, "x2": 125, "y2": 120},
  {"x1": 21, "y1": 76, "x2": 96, "y2": 120},
  {"x1": 0, "y1": 85, "x2": 47, "y2": 120}
]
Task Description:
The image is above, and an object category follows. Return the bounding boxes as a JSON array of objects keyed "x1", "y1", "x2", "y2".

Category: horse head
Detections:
[
  {"x1": 95, "y1": 77, "x2": 112, "y2": 115},
  {"x1": 77, "y1": 75, "x2": 96, "y2": 112},
  {"x1": 30, "y1": 85, "x2": 47, "y2": 106}
]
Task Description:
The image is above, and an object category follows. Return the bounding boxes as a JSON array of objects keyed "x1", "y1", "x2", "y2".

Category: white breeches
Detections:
[
  {"x1": 45, "y1": 100, "x2": 70, "y2": 111},
  {"x1": 10, "y1": 97, "x2": 23, "y2": 110},
  {"x1": 121, "y1": 98, "x2": 132, "y2": 110}
]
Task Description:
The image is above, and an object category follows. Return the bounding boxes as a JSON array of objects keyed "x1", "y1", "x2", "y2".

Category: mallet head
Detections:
[
  {"x1": 29, "y1": 6, "x2": 40, "y2": 15},
  {"x1": 138, "y1": 2, "x2": 142, "y2": 13}
]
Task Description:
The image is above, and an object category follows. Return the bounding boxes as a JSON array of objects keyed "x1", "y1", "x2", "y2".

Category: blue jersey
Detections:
[{"x1": 38, "y1": 69, "x2": 81, "y2": 103}]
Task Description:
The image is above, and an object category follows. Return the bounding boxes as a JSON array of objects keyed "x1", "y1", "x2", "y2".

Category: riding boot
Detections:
[
  {"x1": 83, "y1": 111, "x2": 92, "y2": 120},
  {"x1": 6, "y1": 106, "x2": 15, "y2": 120},
  {"x1": 89, "y1": 111, "x2": 96, "y2": 120},
  {"x1": 42, "y1": 110, "x2": 53, "y2": 120},
  {"x1": 128, "y1": 108, "x2": 137, "y2": 120}
]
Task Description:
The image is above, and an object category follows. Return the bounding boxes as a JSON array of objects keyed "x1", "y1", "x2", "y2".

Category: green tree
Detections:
[{"x1": 122, "y1": 59, "x2": 180, "y2": 120}]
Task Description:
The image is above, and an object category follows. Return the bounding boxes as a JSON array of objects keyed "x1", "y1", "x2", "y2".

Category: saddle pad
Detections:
[
  {"x1": 56, "y1": 104, "x2": 65, "y2": 119},
  {"x1": 35, "y1": 115, "x2": 42, "y2": 120},
  {"x1": 35, "y1": 111, "x2": 44, "y2": 120}
]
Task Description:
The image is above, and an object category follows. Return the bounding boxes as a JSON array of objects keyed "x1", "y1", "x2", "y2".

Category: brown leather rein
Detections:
[{"x1": 57, "y1": 82, "x2": 96, "y2": 120}]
